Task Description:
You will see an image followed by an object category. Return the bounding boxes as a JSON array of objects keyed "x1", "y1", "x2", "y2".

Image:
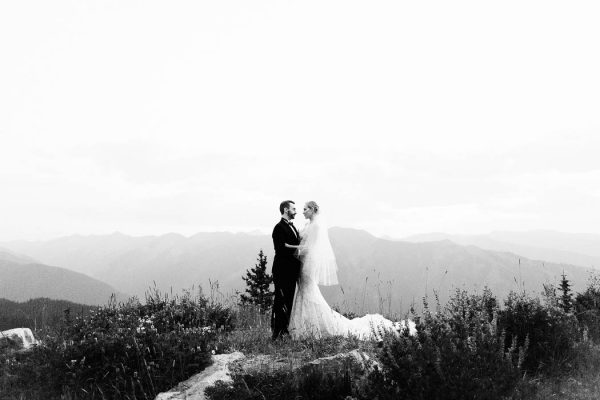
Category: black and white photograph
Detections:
[{"x1": 2, "y1": 1, "x2": 600, "y2": 399}]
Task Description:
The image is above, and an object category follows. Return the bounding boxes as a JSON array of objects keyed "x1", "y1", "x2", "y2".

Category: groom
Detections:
[{"x1": 271, "y1": 200, "x2": 301, "y2": 340}]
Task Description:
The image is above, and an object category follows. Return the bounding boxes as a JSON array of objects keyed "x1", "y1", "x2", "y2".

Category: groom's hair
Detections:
[{"x1": 279, "y1": 200, "x2": 295, "y2": 214}]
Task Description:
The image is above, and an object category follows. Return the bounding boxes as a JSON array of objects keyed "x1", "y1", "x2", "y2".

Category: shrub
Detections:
[
  {"x1": 359, "y1": 289, "x2": 524, "y2": 400},
  {"x1": 510, "y1": 340, "x2": 600, "y2": 399},
  {"x1": 498, "y1": 290, "x2": 579, "y2": 373},
  {"x1": 575, "y1": 274, "x2": 600, "y2": 343}
]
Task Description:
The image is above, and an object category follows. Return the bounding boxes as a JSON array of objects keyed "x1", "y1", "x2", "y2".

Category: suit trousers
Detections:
[{"x1": 271, "y1": 271, "x2": 297, "y2": 339}]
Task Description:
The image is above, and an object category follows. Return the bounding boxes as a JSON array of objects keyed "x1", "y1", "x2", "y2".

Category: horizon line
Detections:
[{"x1": 2, "y1": 227, "x2": 600, "y2": 243}]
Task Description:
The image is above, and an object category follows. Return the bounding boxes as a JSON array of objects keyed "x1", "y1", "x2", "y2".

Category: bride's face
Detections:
[{"x1": 303, "y1": 204, "x2": 314, "y2": 219}]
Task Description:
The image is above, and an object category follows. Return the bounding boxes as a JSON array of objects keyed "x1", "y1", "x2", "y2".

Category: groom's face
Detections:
[{"x1": 286, "y1": 204, "x2": 297, "y2": 219}]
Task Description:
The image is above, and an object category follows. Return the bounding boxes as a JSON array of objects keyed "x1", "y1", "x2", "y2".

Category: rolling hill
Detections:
[{"x1": 0, "y1": 251, "x2": 125, "y2": 305}]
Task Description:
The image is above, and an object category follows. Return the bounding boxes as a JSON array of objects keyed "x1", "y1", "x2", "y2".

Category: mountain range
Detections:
[
  {"x1": 401, "y1": 231, "x2": 600, "y2": 270},
  {"x1": 0, "y1": 248, "x2": 125, "y2": 305},
  {"x1": 2, "y1": 229, "x2": 597, "y2": 315}
]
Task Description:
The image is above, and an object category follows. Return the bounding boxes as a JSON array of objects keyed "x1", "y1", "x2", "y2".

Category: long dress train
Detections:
[
  {"x1": 288, "y1": 216, "x2": 415, "y2": 340},
  {"x1": 288, "y1": 272, "x2": 415, "y2": 339}
]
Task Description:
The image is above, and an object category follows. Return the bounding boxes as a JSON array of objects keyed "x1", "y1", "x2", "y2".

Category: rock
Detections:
[
  {"x1": 155, "y1": 351, "x2": 244, "y2": 400},
  {"x1": 306, "y1": 349, "x2": 380, "y2": 372},
  {"x1": 238, "y1": 349, "x2": 379, "y2": 376},
  {"x1": 156, "y1": 349, "x2": 379, "y2": 399},
  {"x1": 237, "y1": 353, "x2": 304, "y2": 375},
  {"x1": 0, "y1": 328, "x2": 39, "y2": 349}
]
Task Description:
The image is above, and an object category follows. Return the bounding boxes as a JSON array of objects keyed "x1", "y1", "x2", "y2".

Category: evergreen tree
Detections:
[
  {"x1": 239, "y1": 250, "x2": 274, "y2": 311},
  {"x1": 559, "y1": 272, "x2": 573, "y2": 313}
]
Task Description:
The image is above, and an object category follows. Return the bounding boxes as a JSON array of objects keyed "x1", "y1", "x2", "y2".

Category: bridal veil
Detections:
[{"x1": 297, "y1": 215, "x2": 339, "y2": 286}]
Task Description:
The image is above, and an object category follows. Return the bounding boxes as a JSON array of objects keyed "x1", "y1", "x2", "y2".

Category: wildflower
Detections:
[{"x1": 466, "y1": 336, "x2": 477, "y2": 353}]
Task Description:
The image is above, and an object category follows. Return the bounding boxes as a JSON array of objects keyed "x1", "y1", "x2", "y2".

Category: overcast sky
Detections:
[{"x1": 1, "y1": 1, "x2": 599, "y2": 241}]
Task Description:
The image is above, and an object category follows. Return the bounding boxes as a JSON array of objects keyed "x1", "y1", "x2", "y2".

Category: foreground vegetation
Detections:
[
  {"x1": 2, "y1": 273, "x2": 600, "y2": 399},
  {"x1": 1, "y1": 288, "x2": 234, "y2": 399},
  {"x1": 208, "y1": 273, "x2": 600, "y2": 400}
]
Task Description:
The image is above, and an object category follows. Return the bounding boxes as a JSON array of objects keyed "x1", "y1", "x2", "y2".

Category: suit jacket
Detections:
[{"x1": 271, "y1": 218, "x2": 301, "y2": 279}]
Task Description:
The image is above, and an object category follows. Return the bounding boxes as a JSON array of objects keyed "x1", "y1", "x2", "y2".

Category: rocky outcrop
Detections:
[
  {"x1": 155, "y1": 349, "x2": 378, "y2": 400},
  {"x1": 0, "y1": 328, "x2": 39, "y2": 349},
  {"x1": 239, "y1": 348, "x2": 379, "y2": 375},
  {"x1": 305, "y1": 349, "x2": 380, "y2": 373},
  {"x1": 155, "y1": 352, "x2": 244, "y2": 400}
]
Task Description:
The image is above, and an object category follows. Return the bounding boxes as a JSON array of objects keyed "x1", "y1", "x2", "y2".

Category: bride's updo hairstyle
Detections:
[{"x1": 306, "y1": 201, "x2": 319, "y2": 214}]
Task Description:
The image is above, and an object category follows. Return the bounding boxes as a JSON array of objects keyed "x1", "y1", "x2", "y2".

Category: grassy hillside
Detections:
[{"x1": 0, "y1": 297, "x2": 97, "y2": 332}]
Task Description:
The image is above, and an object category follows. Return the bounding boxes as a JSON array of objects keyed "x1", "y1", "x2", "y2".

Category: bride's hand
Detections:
[{"x1": 285, "y1": 243, "x2": 299, "y2": 249}]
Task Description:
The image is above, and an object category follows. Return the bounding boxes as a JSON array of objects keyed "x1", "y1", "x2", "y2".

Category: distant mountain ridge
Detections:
[
  {"x1": 401, "y1": 230, "x2": 600, "y2": 269},
  {"x1": 2, "y1": 229, "x2": 595, "y2": 315},
  {"x1": 0, "y1": 250, "x2": 125, "y2": 305},
  {"x1": 3, "y1": 231, "x2": 271, "y2": 299},
  {"x1": 0, "y1": 247, "x2": 39, "y2": 265}
]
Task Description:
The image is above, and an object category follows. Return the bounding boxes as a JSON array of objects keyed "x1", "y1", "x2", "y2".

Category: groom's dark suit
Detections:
[{"x1": 271, "y1": 218, "x2": 301, "y2": 339}]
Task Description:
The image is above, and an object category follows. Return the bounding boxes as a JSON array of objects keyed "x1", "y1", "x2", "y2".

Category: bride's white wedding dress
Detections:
[{"x1": 288, "y1": 215, "x2": 416, "y2": 340}]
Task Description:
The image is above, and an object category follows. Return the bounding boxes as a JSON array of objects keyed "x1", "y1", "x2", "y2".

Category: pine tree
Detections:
[
  {"x1": 559, "y1": 272, "x2": 573, "y2": 313},
  {"x1": 239, "y1": 250, "x2": 274, "y2": 311}
]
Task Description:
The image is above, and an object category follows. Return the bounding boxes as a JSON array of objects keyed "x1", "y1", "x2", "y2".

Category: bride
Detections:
[{"x1": 285, "y1": 201, "x2": 416, "y2": 340}]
